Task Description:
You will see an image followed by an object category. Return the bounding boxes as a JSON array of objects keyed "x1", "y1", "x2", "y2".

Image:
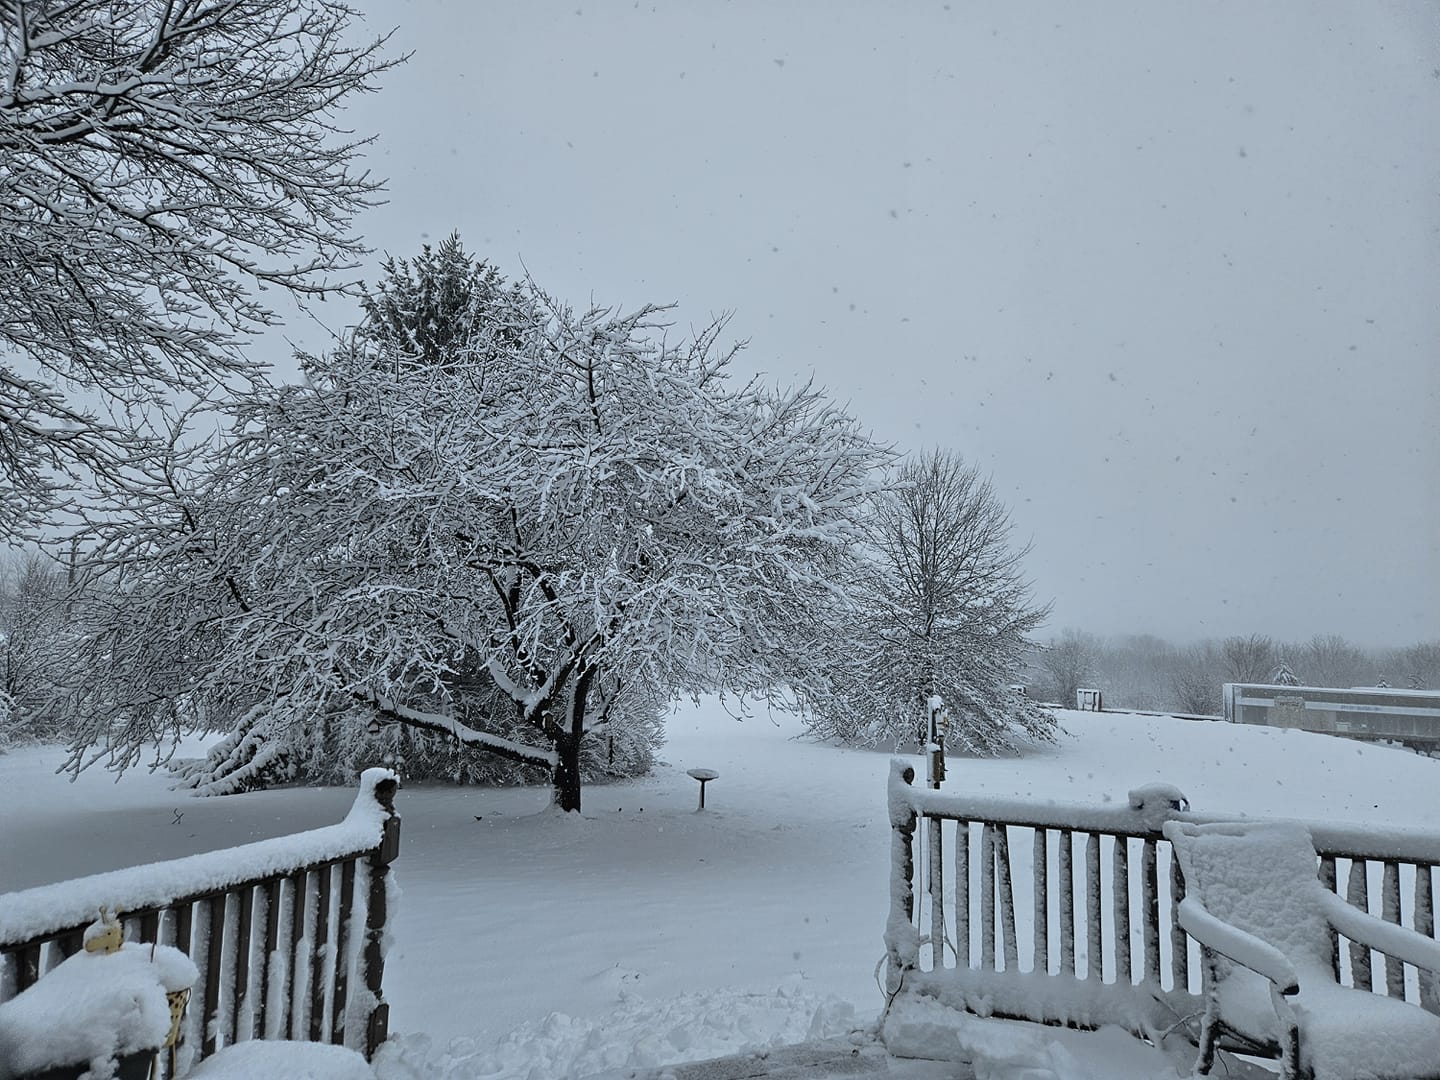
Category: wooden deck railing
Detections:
[
  {"x1": 0, "y1": 768, "x2": 400, "y2": 1076},
  {"x1": 885, "y1": 760, "x2": 1440, "y2": 1034}
]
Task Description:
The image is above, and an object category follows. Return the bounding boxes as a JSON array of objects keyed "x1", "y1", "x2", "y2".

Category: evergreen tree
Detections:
[
  {"x1": 358, "y1": 234, "x2": 531, "y2": 371},
  {"x1": 1272, "y1": 658, "x2": 1301, "y2": 686}
]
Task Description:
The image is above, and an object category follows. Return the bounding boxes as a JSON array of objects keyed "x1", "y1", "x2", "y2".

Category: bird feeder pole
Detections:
[{"x1": 926, "y1": 695, "x2": 948, "y2": 790}]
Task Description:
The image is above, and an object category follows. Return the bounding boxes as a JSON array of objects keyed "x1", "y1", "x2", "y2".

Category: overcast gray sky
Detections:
[{"x1": 299, "y1": 1, "x2": 1439, "y2": 647}]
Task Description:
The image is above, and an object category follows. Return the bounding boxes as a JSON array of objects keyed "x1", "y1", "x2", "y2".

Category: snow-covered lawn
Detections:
[{"x1": 2, "y1": 705, "x2": 1436, "y2": 1077}]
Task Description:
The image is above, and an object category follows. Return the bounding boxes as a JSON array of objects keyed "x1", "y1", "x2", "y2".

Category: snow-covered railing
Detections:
[
  {"x1": 0, "y1": 769, "x2": 401, "y2": 1076},
  {"x1": 885, "y1": 760, "x2": 1440, "y2": 1036}
]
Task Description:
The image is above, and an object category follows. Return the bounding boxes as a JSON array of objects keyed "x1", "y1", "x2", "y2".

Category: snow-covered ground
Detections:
[{"x1": 2, "y1": 705, "x2": 1436, "y2": 1077}]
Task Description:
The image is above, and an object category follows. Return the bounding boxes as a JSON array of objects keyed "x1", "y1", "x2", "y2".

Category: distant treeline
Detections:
[{"x1": 1030, "y1": 630, "x2": 1440, "y2": 716}]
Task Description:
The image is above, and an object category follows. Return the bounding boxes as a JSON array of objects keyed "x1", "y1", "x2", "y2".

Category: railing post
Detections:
[
  {"x1": 885, "y1": 760, "x2": 919, "y2": 995},
  {"x1": 363, "y1": 773, "x2": 401, "y2": 1058}
]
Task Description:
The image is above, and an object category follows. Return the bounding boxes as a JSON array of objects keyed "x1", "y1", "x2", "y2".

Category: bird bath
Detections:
[{"x1": 686, "y1": 768, "x2": 718, "y2": 810}]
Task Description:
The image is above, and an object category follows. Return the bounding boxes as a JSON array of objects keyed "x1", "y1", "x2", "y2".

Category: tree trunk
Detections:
[
  {"x1": 551, "y1": 664, "x2": 597, "y2": 812},
  {"x1": 552, "y1": 730, "x2": 582, "y2": 812}
]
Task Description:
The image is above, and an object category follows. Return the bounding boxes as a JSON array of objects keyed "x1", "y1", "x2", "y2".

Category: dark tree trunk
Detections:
[
  {"x1": 552, "y1": 730, "x2": 582, "y2": 811},
  {"x1": 550, "y1": 664, "x2": 598, "y2": 812}
]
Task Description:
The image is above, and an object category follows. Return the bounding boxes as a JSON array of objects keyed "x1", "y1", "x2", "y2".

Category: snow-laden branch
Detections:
[
  {"x1": 364, "y1": 689, "x2": 556, "y2": 769},
  {"x1": 1, "y1": 0, "x2": 401, "y2": 534}
]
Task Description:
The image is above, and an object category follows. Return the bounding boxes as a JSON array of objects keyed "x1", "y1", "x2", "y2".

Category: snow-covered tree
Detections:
[
  {"x1": 1272, "y1": 657, "x2": 1300, "y2": 686},
  {"x1": 0, "y1": 0, "x2": 396, "y2": 534},
  {"x1": 801, "y1": 450, "x2": 1055, "y2": 754},
  {"x1": 62, "y1": 257, "x2": 886, "y2": 809},
  {"x1": 0, "y1": 549, "x2": 71, "y2": 740}
]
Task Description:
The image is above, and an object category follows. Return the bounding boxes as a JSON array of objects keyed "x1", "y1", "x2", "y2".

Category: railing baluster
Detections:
[
  {"x1": 16, "y1": 944, "x2": 40, "y2": 993},
  {"x1": 1381, "y1": 861, "x2": 1404, "y2": 998},
  {"x1": 1169, "y1": 850, "x2": 1188, "y2": 993},
  {"x1": 175, "y1": 901, "x2": 198, "y2": 1066},
  {"x1": 955, "y1": 821, "x2": 970, "y2": 969},
  {"x1": 1033, "y1": 827, "x2": 1048, "y2": 975},
  {"x1": 332, "y1": 860, "x2": 357, "y2": 1046},
  {"x1": 175, "y1": 901, "x2": 194, "y2": 957},
  {"x1": 1141, "y1": 838, "x2": 1160, "y2": 983},
  {"x1": 202, "y1": 894, "x2": 226, "y2": 1057},
  {"x1": 255, "y1": 879, "x2": 280, "y2": 1039},
  {"x1": 928, "y1": 816, "x2": 946, "y2": 969},
  {"x1": 1085, "y1": 832, "x2": 1102, "y2": 982},
  {"x1": 310, "y1": 865, "x2": 334, "y2": 1041},
  {"x1": 233, "y1": 886, "x2": 255, "y2": 1041},
  {"x1": 1347, "y1": 859, "x2": 1373, "y2": 991},
  {"x1": 995, "y1": 826, "x2": 1018, "y2": 971},
  {"x1": 52, "y1": 929, "x2": 84, "y2": 965},
  {"x1": 286, "y1": 869, "x2": 307, "y2": 1040},
  {"x1": 980, "y1": 823, "x2": 997, "y2": 970},
  {"x1": 1059, "y1": 828, "x2": 1075, "y2": 976},
  {"x1": 1113, "y1": 835, "x2": 1131, "y2": 985},
  {"x1": 1417, "y1": 865, "x2": 1438, "y2": 1014},
  {"x1": 1319, "y1": 856, "x2": 1341, "y2": 982}
]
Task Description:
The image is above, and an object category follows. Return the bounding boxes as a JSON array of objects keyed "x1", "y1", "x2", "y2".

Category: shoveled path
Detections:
[
  {"x1": 579, "y1": 1038, "x2": 964, "y2": 1079},
  {"x1": 578, "y1": 1033, "x2": 1280, "y2": 1079}
]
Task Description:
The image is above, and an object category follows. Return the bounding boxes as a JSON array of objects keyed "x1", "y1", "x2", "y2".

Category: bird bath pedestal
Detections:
[{"x1": 686, "y1": 768, "x2": 718, "y2": 810}]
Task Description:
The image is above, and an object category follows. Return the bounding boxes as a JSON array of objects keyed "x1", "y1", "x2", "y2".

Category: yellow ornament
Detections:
[
  {"x1": 163, "y1": 987, "x2": 191, "y2": 1048},
  {"x1": 82, "y1": 906, "x2": 124, "y2": 955}
]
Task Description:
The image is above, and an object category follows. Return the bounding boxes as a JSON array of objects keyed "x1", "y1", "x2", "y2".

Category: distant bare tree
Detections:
[
  {"x1": 1303, "y1": 634, "x2": 1371, "y2": 688},
  {"x1": 1092, "y1": 634, "x2": 1176, "y2": 711},
  {"x1": 1041, "y1": 629, "x2": 1098, "y2": 709},
  {"x1": 1385, "y1": 641, "x2": 1440, "y2": 691},
  {"x1": 0, "y1": 0, "x2": 399, "y2": 532},
  {"x1": 1169, "y1": 642, "x2": 1223, "y2": 715},
  {"x1": 1220, "y1": 634, "x2": 1275, "y2": 684}
]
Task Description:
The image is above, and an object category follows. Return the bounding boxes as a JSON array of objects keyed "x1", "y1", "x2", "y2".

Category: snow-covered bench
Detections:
[
  {"x1": 884, "y1": 759, "x2": 1440, "y2": 1055},
  {"x1": 0, "y1": 769, "x2": 401, "y2": 1079},
  {"x1": 1166, "y1": 820, "x2": 1440, "y2": 1080}
]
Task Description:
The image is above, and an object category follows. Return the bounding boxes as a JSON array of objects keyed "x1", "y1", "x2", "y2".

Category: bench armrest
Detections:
[
  {"x1": 1178, "y1": 896, "x2": 1300, "y2": 996},
  {"x1": 1320, "y1": 891, "x2": 1440, "y2": 973}
]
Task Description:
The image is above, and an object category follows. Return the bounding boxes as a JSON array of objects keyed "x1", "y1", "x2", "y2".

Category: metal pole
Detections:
[{"x1": 926, "y1": 695, "x2": 946, "y2": 789}]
